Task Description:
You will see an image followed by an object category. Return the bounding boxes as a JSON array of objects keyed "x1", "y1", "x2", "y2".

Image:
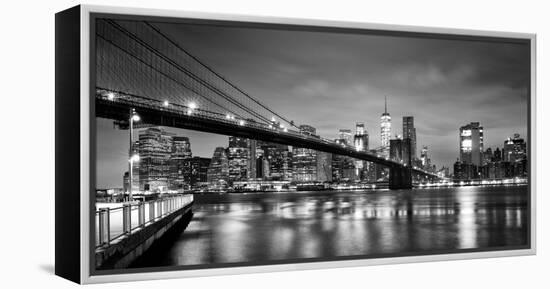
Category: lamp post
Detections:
[{"x1": 128, "y1": 108, "x2": 140, "y2": 203}]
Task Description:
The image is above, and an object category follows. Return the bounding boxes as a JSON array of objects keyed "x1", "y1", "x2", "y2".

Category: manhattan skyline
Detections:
[{"x1": 96, "y1": 20, "x2": 529, "y2": 188}]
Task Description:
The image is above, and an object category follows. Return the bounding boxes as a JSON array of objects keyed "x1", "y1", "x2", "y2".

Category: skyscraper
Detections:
[
  {"x1": 338, "y1": 129, "x2": 353, "y2": 145},
  {"x1": 138, "y1": 127, "x2": 174, "y2": 192},
  {"x1": 247, "y1": 139, "x2": 257, "y2": 180},
  {"x1": 503, "y1": 133, "x2": 527, "y2": 163},
  {"x1": 482, "y1": 148, "x2": 493, "y2": 165},
  {"x1": 380, "y1": 97, "x2": 391, "y2": 157},
  {"x1": 258, "y1": 142, "x2": 292, "y2": 181},
  {"x1": 402, "y1": 116, "x2": 417, "y2": 159},
  {"x1": 293, "y1": 125, "x2": 318, "y2": 182},
  {"x1": 186, "y1": 157, "x2": 211, "y2": 185},
  {"x1": 227, "y1": 136, "x2": 250, "y2": 182},
  {"x1": 331, "y1": 154, "x2": 356, "y2": 182},
  {"x1": 207, "y1": 147, "x2": 229, "y2": 186},
  {"x1": 459, "y1": 122, "x2": 484, "y2": 166},
  {"x1": 169, "y1": 136, "x2": 192, "y2": 191},
  {"x1": 354, "y1": 122, "x2": 369, "y2": 151}
]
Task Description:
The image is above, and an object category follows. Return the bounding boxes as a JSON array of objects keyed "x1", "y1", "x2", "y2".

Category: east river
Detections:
[{"x1": 131, "y1": 185, "x2": 528, "y2": 268}]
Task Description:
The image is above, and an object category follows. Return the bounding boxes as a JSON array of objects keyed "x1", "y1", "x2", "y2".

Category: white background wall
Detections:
[{"x1": 0, "y1": 0, "x2": 548, "y2": 287}]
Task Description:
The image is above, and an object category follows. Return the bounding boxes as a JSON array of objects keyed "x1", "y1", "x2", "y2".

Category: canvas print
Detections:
[{"x1": 93, "y1": 16, "x2": 530, "y2": 272}]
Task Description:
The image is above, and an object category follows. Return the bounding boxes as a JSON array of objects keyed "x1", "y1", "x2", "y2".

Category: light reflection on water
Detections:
[{"x1": 132, "y1": 186, "x2": 528, "y2": 268}]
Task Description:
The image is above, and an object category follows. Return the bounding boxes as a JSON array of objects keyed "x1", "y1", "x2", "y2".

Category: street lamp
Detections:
[{"x1": 128, "y1": 108, "x2": 140, "y2": 203}]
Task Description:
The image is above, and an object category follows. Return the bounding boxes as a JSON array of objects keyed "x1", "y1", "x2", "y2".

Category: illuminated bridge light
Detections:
[
  {"x1": 187, "y1": 109, "x2": 192, "y2": 115},
  {"x1": 188, "y1": 102, "x2": 197, "y2": 110},
  {"x1": 239, "y1": 120, "x2": 245, "y2": 126},
  {"x1": 131, "y1": 113, "x2": 140, "y2": 122},
  {"x1": 107, "y1": 92, "x2": 115, "y2": 101},
  {"x1": 225, "y1": 114, "x2": 231, "y2": 120},
  {"x1": 283, "y1": 128, "x2": 288, "y2": 132},
  {"x1": 129, "y1": 154, "x2": 140, "y2": 163},
  {"x1": 271, "y1": 116, "x2": 276, "y2": 122},
  {"x1": 163, "y1": 100, "x2": 169, "y2": 107}
]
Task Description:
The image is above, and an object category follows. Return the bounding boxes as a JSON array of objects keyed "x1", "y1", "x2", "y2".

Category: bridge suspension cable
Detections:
[
  {"x1": 96, "y1": 18, "x2": 295, "y2": 128},
  {"x1": 144, "y1": 21, "x2": 299, "y2": 129}
]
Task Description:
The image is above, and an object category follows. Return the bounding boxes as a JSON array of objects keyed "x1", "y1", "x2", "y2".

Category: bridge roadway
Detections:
[{"x1": 95, "y1": 89, "x2": 440, "y2": 189}]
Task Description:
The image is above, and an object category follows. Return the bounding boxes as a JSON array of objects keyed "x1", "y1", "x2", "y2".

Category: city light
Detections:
[
  {"x1": 283, "y1": 128, "x2": 288, "y2": 132},
  {"x1": 461, "y1": 129, "x2": 472, "y2": 137},
  {"x1": 239, "y1": 120, "x2": 245, "y2": 126},
  {"x1": 271, "y1": 116, "x2": 276, "y2": 122},
  {"x1": 107, "y1": 92, "x2": 115, "y2": 101},
  {"x1": 225, "y1": 114, "x2": 231, "y2": 120},
  {"x1": 131, "y1": 113, "x2": 140, "y2": 122},
  {"x1": 189, "y1": 102, "x2": 197, "y2": 110},
  {"x1": 163, "y1": 100, "x2": 169, "y2": 107},
  {"x1": 461, "y1": 139, "x2": 472, "y2": 149},
  {"x1": 129, "y1": 154, "x2": 140, "y2": 163},
  {"x1": 187, "y1": 109, "x2": 192, "y2": 115}
]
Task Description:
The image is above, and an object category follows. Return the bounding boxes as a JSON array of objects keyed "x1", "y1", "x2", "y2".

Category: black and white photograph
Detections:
[{"x1": 92, "y1": 15, "x2": 531, "y2": 273}]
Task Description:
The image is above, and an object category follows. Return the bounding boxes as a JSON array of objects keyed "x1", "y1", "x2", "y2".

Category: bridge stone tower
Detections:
[{"x1": 388, "y1": 166, "x2": 412, "y2": 190}]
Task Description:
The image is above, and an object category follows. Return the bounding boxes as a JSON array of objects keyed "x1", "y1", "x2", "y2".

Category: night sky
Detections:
[{"x1": 96, "y1": 20, "x2": 529, "y2": 189}]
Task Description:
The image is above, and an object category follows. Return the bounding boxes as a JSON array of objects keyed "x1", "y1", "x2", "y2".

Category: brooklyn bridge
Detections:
[{"x1": 95, "y1": 18, "x2": 441, "y2": 190}]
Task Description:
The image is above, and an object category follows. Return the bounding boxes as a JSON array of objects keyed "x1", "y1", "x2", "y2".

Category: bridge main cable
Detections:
[
  {"x1": 144, "y1": 21, "x2": 299, "y2": 129},
  {"x1": 103, "y1": 19, "x2": 272, "y2": 125}
]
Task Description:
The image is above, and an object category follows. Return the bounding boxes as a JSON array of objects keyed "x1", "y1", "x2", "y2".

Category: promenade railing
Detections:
[{"x1": 95, "y1": 194, "x2": 193, "y2": 248}]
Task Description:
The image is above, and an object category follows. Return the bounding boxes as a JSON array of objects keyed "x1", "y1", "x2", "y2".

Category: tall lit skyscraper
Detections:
[
  {"x1": 293, "y1": 125, "x2": 318, "y2": 182},
  {"x1": 380, "y1": 97, "x2": 391, "y2": 156},
  {"x1": 459, "y1": 122, "x2": 484, "y2": 166},
  {"x1": 207, "y1": 147, "x2": 229, "y2": 185},
  {"x1": 354, "y1": 122, "x2": 369, "y2": 151},
  {"x1": 169, "y1": 136, "x2": 192, "y2": 191},
  {"x1": 138, "y1": 127, "x2": 174, "y2": 192},
  {"x1": 402, "y1": 116, "x2": 416, "y2": 159},
  {"x1": 227, "y1": 136, "x2": 250, "y2": 182}
]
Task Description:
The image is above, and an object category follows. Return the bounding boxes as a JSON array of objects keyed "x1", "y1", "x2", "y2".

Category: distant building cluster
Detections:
[
  {"x1": 119, "y1": 101, "x2": 526, "y2": 193},
  {"x1": 122, "y1": 97, "x2": 452, "y2": 193},
  {"x1": 123, "y1": 127, "x2": 210, "y2": 193},
  {"x1": 454, "y1": 122, "x2": 527, "y2": 180}
]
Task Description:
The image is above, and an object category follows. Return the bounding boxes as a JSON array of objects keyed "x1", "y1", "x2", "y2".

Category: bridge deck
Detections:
[{"x1": 95, "y1": 89, "x2": 438, "y2": 179}]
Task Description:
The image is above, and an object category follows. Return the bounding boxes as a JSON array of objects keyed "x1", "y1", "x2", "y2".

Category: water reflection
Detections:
[{"x1": 132, "y1": 186, "x2": 528, "y2": 268}]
